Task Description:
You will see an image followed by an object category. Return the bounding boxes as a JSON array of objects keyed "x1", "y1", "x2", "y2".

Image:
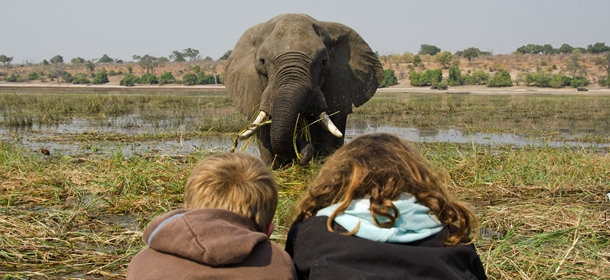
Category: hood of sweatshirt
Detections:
[{"x1": 142, "y1": 208, "x2": 269, "y2": 266}]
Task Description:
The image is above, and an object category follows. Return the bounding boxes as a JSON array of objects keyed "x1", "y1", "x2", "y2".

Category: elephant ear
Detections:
[
  {"x1": 224, "y1": 23, "x2": 266, "y2": 118},
  {"x1": 320, "y1": 22, "x2": 384, "y2": 114}
]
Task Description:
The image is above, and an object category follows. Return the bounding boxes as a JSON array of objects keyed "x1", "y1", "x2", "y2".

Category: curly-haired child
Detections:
[{"x1": 286, "y1": 133, "x2": 486, "y2": 279}]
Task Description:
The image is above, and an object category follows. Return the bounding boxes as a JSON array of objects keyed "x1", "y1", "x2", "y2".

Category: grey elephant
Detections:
[{"x1": 225, "y1": 14, "x2": 383, "y2": 168}]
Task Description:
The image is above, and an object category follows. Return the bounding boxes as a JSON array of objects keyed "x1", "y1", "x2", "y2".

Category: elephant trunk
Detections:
[{"x1": 269, "y1": 86, "x2": 312, "y2": 164}]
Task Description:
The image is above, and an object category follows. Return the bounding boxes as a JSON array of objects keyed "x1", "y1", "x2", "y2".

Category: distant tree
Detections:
[
  {"x1": 99, "y1": 54, "x2": 114, "y2": 63},
  {"x1": 595, "y1": 52, "x2": 610, "y2": 77},
  {"x1": 569, "y1": 76, "x2": 589, "y2": 88},
  {"x1": 566, "y1": 49, "x2": 586, "y2": 78},
  {"x1": 132, "y1": 54, "x2": 163, "y2": 74},
  {"x1": 0, "y1": 55, "x2": 13, "y2": 70},
  {"x1": 378, "y1": 69, "x2": 398, "y2": 88},
  {"x1": 549, "y1": 74, "x2": 567, "y2": 88},
  {"x1": 464, "y1": 70, "x2": 489, "y2": 85},
  {"x1": 447, "y1": 65, "x2": 463, "y2": 86},
  {"x1": 159, "y1": 71, "x2": 176, "y2": 85},
  {"x1": 412, "y1": 55, "x2": 422, "y2": 67},
  {"x1": 409, "y1": 69, "x2": 442, "y2": 87},
  {"x1": 92, "y1": 68, "x2": 109, "y2": 84},
  {"x1": 182, "y1": 72, "x2": 199, "y2": 86},
  {"x1": 586, "y1": 42, "x2": 610, "y2": 54},
  {"x1": 435, "y1": 51, "x2": 453, "y2": 69},
  {"x1": 558, "y1": 44, "x2": 574, "y2": 54},
  {"x1": 218, "y1": 50, "x2": 232, "y2": 60},
  {"x1": 183, "y1": 48, "x2": 200, "y2": 61},
  {"x1": 574, "y1": 47, "x2": 587, "y2": 53},
  {"x1": 6, "y1": 74, "x2": 22, "y2": 82},
  {"x1": 71, "y1": 57, "x2": 85, "y2": 64},
  {"x1": 120, "y1": 74, "x2": 139, "y2": 86},
  {"x1": 541, "y1": 44, "x2": 555, "y2": 55},
  {"x1": 203, "y1": 56, "x2": 213, "y2": 61},
  {"x1": 43, "y1": 59, "x2": 50, "y2": 66},
  {"x1": 418, "y1": 44, "x2": 441, "y2": 56},
  {"x1": 27, "y1": 72, "x2": 39, "y2": 81},
  {"x1": 139, "y1": 73, "x2": 159, "y2": 84},
  {"x1": 72, "y1": 73, "x2": 90, "y2": 84},
  {"x1": 516, "y1": 44, "x2": 545, "y2": 54},
  {"x1": 487, "y1": 70, "x2": 513, "y2": 87},
  {"x1": 49, "y1": 55, "x2": 64, "y2": 64},
  {"x1": 170, "y1": 50, "x2": 186, "y2": 62},
  {"x1": 525, "y1": 69, "x2": 551, "y2": 87},
  {"x1": 85, "y1": 61, "x2": 95, "y2": 76},
  {"x1": 462, "y1": 47, "x2": 480, "y2": 62}
]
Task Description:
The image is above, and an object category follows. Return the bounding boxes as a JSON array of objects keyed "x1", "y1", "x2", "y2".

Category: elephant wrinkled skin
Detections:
[{"x1": 225, "y1": 14, "x2": 383, "y2": 169}]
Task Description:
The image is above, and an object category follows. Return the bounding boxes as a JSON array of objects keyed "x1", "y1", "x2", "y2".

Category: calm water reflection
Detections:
[{"x1": 3, "y1": 117, "x2": 608, "y2": 158}]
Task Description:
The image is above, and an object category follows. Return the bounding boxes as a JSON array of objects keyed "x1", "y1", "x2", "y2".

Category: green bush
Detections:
[
  {"x1": 159, "y1": 71, "x2": 176, "y2": 85},
  {"x1": 120, "y1": 74, "x2": 140, "y2": 86},
  {"x1": 199, "y1": 73, "x2": 217, "y2": 84},
  {"x1": 409, "y1": 69, "x2": 442, "y2": 87},
  {"x1": 549, "y1": 74, "x2": 569, "y2": 88},
  {"x1": 139, "y1": 73, "x2": 159, "y2": 84},
  {"x1": 379, "y1": 69, "x2": 398, "y2": 88},
  {"x1": 487, "y1": 70, "x2": 513, "y2": 87},
  {"x1": 182, "y1": 72, "x2": 199, "y2": 86},
  {"x1": 72, "y1": 73, "x2": 90, "y2": 84},
  {"x1": 447, "y1": 65, "x2": 463, "y2": 86},
  {"x1": 27, "y1": 72, "x2": 39, "y2": 81},
  {"x1": 62, "y1": 72, "x2": 73, "y2": 83},
  {"x1": 570, "y1": 76, "x2": 589, "y2": 88},
  {"x1": 463, "y1": 70, "x2": 489, "y2": 85},
  {"x1": 6, "y1": 74, "x2": 22, "y2": 82},
  {"x1": 525, "y1": 70, "x2": 551, "y2": 87},
  {"x1": 92, "y1": 68, "x2": 109, "y2": 84},
  {"x1": 432, "y1": 80, "x2": 448, "y2": 90}
]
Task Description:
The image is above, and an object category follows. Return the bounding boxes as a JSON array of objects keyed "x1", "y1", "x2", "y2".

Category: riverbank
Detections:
[{"x1": 2, "y1": 80, "x2": 610, "y2": 95}]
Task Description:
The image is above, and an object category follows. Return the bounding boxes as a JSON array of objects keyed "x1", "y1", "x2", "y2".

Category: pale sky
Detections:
[{"x1": 2, "y1": 0, "x2": 608, "y2": 64}]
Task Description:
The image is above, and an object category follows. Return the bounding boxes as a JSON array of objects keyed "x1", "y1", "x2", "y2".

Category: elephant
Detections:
[{"x1": 224, "y1": 13, "x2": 383, "y2": 168}]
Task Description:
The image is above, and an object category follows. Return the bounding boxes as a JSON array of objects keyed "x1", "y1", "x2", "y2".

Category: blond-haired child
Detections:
[{"x1": 128, "y1": 152, "x2": 296, "y2": 279}]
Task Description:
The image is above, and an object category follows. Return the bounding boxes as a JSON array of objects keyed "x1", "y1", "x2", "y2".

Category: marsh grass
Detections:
[
  {"x1": 2, "y1": 89, "x2": 610, "y2": 278},
  {"x1": 2, "y1": 139, "x2": 609, "y2": 279},
  {"x1": 354, "y1": 93, "x2": 610, "y2": 142}
]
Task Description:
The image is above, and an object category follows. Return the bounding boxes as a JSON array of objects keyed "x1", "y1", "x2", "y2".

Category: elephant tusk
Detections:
[
  {"x1": 239, "y1": 111, "x2": 268, "y2": 139},
  {"x1": 319, "y1": 112, "x2": 343, "y2": 138}
]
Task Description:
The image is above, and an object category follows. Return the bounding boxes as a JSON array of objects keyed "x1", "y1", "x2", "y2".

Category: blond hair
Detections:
[
  {"x1": 294, "y1": 133, "x2": 478, "y2": 245},
  {"x1": 184, "y1": 152, "x2": 278, "y2": 232}
]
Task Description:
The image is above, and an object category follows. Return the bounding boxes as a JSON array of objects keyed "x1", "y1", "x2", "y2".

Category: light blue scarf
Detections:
[{"x1": 316, "y1": 193, "x2": 444, "y2": 243}]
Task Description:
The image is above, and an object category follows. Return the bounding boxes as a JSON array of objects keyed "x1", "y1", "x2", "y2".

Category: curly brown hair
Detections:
[{"x1": 293, "y1": 133, "x2": 478, "y2": 245}]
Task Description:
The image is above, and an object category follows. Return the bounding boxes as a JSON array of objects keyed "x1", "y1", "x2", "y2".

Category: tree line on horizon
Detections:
[{"x1": 1, "y1": 42, "x2": 609, "y2": 89}]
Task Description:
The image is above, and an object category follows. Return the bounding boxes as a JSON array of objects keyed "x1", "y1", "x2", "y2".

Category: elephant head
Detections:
[{"x1": 225, "y1": 14, "x2": 383, "y2": 168}]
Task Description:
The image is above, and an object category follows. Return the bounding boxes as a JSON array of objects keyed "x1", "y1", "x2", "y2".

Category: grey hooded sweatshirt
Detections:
[{"x1": 127, "y1": 208, "x2": 296, "y2": 280}]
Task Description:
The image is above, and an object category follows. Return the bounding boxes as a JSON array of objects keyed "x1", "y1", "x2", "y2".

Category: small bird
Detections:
[{"x1": 40, "y1": 148, "x2": 51, "y2": 156}]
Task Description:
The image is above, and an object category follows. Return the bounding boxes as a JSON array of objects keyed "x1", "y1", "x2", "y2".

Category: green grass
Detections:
[
  {"x1": 1, "y1": 140, "x2": 609, "y2": 279},
  {"x1": 1, "y1": 89, "x2": 610, "y2": 278}
]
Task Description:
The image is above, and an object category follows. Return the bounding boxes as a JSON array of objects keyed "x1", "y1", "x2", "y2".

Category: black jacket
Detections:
[{"x1": 286, "y1": 216, "x2": 487, "y2": 280}]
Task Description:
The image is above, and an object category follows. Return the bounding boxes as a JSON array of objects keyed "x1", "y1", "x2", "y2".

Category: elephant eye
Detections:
[
  {"x1": 259, "y1": 58, "x2": 265, "y2": 65},
  {"x1": 321, "y1": 59, "x2": 327, "y2": 65}
]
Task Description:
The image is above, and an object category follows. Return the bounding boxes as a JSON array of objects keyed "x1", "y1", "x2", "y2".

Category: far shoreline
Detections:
[{"x1": 1, "y1": 81, "x2": 609, "y2": 95}]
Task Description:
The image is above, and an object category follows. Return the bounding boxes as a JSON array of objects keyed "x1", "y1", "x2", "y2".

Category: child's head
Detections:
[
  {"x1": 294, "y1": 133, "x2": 477, "y2": 245},
  {"x1": 184, "y1": 152, "x2": 278, "y2": 233}
]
